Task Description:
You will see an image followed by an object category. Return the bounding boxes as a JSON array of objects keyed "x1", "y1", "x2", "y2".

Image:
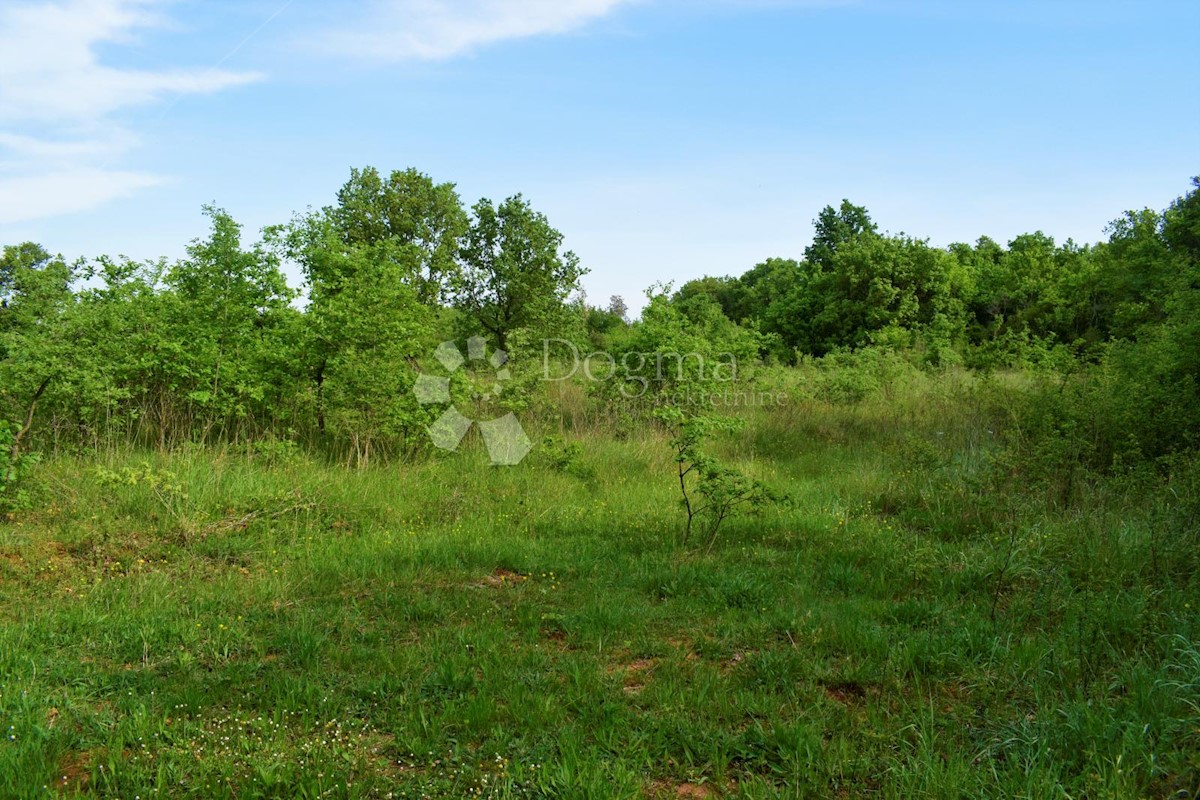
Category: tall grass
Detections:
[{"x1": 0, "y1": 360, "x2": 1196, "y2": 798}]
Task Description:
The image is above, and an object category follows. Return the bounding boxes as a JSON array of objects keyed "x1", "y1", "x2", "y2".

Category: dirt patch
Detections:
[
  {"x1": 718, "y1": 651, "x2": 748, "y2": 672},
  {"x1": 55, "y1": 749, "x2": 93, "y2": 793},
  {"x1": 615, "y1": 657, "x2": 657, "y2": 695},
  {"x1": 478, "y1": 568, "x2": 527, "y2": 588},
  {"x1": 823, "y1": 680, "x2": 869, "y2": 704},
  {"x1": 541, "y1": 627, "x2": 567, "y2": 644},
  {"x1": 667, "y1": 637, "x2": 701, "y2": 661},
  {"x1": 647, "y1": 779, "x2": 718, "y2": 798}
]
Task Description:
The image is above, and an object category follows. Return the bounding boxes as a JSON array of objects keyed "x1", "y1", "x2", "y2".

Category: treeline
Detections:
[
  {"x1": 655, "y1": 189, "x2": 1198, "y2": 367},
  {"x1": 1, "y1": 168, "x2": 1197, "y2": 479},
  {"x1": 0, "y1": 168, "x2": 587, "y2": 471},
  {"x1": 591, "y1": 179, "x2": 1199, "y2": 475}
]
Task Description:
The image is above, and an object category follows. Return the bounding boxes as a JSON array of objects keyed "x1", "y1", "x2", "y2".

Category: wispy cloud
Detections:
[
  {"x1": 320, "y1": 0, "x2": 637, "y2": 62},
  {"x1": 0, "y1": 169, "x2": 163, "y2": 225},
  {"x1": 0, "y1": 0, "x2": 260, "y2": 225}
]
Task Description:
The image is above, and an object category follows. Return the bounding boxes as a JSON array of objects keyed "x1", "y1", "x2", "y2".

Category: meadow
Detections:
[
  {"x1": 1, "y1": 363, "x2": 1196, "y2": 799},
  {"x1": 3, "y1": 6, "x2": 1197, "y2": 794}
]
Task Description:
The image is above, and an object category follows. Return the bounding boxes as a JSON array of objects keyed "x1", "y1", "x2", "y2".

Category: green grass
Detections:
[{"x1": 1, "y1": 371, "x2": 1198, "y2": 798}]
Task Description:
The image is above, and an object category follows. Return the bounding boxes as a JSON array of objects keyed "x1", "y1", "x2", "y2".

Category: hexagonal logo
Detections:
[{"x1": 413, "y1": 336, "x2": 532, "y2": 466}]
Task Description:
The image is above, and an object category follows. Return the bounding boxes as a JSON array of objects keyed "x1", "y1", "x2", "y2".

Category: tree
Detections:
[
  {"x1": 655, "y1": 406, "x2": 785, "y2": 551},
  {"x1": 276, "y1": 212, "x2": 438, "y2": 459},
  {"x1": 1096, "y1": 179, "x2": 1200, "y2": 462},
  {"x1": 955, "y1": 236, "x2": 1006, "y2": 343},
  {"x1": 805, "y1": 200, "x2": 878, "y2": 272},
  {"x1": 0, "y1": 243, "x2": 75, "y2": 461},
  {"x1": 613, "y1": 285, "x2": 763, "y2": 404},
  {"x1": 734, "y1": 258, "x2": 802, "y2": 323},
  {"x1": 309, "y1": 242, "x2": 436, "y2": 466},
  {"x1": 672, "y1": 276, "x2": 743, "y2": 321},
  {"x1": 1090, "y1": 210, "x2": 1177, "y2": 340},
  {"x1": 68, "y1": 255, "x2": 171, "y2": 445},
  {"x1": 163, "y1": 206, "x2": 297, "y2": 438},
  {"x1": 1164, "y1": 177, "x2": 1200, "y2": 260},
  {"x1": 732, "y1": 258, "x2": 811, "y2": 360},
  {"x1": 272, "y1": 169, "x2": 465, "y2": 446},
  {"x1": 782, "y1": 234, "x2": 971, "y2": 355},
  {"x1": 455, "y1": 195, "x2": 586, "y2": 351},
  {"x1": 607, "y1": 295, "x2": 628, "y2": 321},
  {"x1": 328, "y1": 166, "x2": 468, "y2": 305}
]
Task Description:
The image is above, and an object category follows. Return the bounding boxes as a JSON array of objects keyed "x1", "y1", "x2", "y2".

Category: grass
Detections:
[{"x1": 0, "y1": 367, "x2": 1197, "y2": 798}]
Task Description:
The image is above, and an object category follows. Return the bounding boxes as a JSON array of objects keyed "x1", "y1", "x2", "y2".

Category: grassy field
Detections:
[{"x1": 1, "y1": 369, "x2": 1197, "y2": 798}]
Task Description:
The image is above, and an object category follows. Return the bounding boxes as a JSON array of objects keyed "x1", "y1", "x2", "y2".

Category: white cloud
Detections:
[
  {"x1": 321, "y1": 0, "x2": 636, "y2": 61},
  {"x1": 0, "y1": 130, "x2": 138, "y2": 166},
  {"x1": 0, "y1": 168, "x2": 163, "y2": 224},
  {"x1": 0, "y1": 0, "x2": 259, "y2": 123},
  {"x1": 0, "y1": 0, "x2": 260, "y2": 225}
]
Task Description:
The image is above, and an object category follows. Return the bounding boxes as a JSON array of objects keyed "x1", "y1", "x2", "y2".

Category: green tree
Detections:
[
  {"x1": 67, "y1": 255, "x2": 171, "y2": 445},
  {"x1": 0, "y1": 243, "x2": 76, "y2": 459},
  {"x1": 1100, "y1": 179, "x2": 1200, "y2": 461},
  {"x1": 584, "y1": 303, "x2": 628, "y2": 350},
  {"x1": 1089, "y1": 210, "x2": 1177, "y2": 340},
  {"x1": 654, "y1": 406, "x2": 786, "y2": 551},
  {"x1": 278, "y1": 212, "x2": 438, "y2": 462},
  {"x1": 329, "y1": 167, "x2": 468, "y2": 305},
  {"x1": 311, "y1": 243, "x2": 436, "y2": 466},
  {"x1": 455, "y1": 195, "x2": 586, "y2": 351},
  {"x1": 737, "y1": 258, "x2": 816, "y2": 359},
  {"x1": 672, "y1": 276, "x2": 743, "y2": 321},
  {"x1": 612, "y1": 285, "x2": 763, "y2": 405},
  {"x1": 773, "y1": 235, "x2": 970, "y2": 355},
  {"x1": 163, "y1": 206, "x2": 297, "y2": 438},
  {"x1": 805, "y1": 200, "x2": 878, "y2": 272}
]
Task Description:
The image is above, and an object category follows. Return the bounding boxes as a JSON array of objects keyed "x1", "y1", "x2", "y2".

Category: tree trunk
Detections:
[
  {"x1": 315, "y1": 360, "x2": 327, "y2": 433},
  {"x1": 9, "y1": 376, "x2": 51, "y2": 462}
]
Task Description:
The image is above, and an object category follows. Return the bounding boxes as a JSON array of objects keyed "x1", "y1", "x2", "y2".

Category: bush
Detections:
[
  {"x1": 812, "y1": 346, "x2": 914, "y2": 404},
  {"x1": 0, "y1": 421, "x2": 39, "y2": 516}
]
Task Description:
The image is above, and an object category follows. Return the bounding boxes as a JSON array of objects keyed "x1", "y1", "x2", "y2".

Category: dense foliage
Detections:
[
  {"x1": 1, "y1": 170, "x2": 1197, "y2": 481},
  {"x1": 1, "y1": 168, "x2": 590, "y2": 468},
  {"x1": 672, "y1": 178, "x2": 1200, "y2": 469}
]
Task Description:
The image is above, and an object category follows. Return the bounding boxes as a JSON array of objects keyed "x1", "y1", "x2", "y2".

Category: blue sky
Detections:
[{"x1": 1, "y1": 0, "x2": 1197, "y2": 311}]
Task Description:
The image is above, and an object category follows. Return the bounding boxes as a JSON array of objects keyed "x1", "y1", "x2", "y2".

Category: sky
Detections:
[{"x1": 1, "y1": 0, "x2": 1198, "y2": 312}]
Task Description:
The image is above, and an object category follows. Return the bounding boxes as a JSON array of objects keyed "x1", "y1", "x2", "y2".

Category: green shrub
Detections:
[
  {"x1": 0, "y1": 421, "x2": 39, "y2": 516},
  {"x1": 654, "y1": 406, "x2": 786, "y2": 550},
  {"x1": 812, "y1": 346, "x2": 914, "y2": 404}
]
